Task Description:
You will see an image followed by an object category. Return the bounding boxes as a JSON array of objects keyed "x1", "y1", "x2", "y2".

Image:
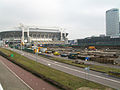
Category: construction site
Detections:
[
  {"x1": 0, "y1": 24, "x2": 120, "y2": 81},
  {"x1": 8, "y1": 44, "x2": 120, "y2": 66}
]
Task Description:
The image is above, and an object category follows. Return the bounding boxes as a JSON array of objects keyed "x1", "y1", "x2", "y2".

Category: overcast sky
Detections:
[{"x1": 0, "y1": 0, "x2": 120, "y2": 39}]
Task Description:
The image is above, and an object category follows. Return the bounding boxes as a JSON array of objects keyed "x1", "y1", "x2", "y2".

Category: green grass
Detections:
[
  {"x1": 39, "y1": 54, "x2": 120, "y2": 74},
  {"x1": 0, "y1": 48, "x2": 113, "y2": 90}
]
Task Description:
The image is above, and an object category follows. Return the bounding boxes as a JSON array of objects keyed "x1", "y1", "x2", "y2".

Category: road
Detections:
[
  {"x1": 9, "y1": 48, "x2": 120, "y2": 89},
  {"x1": 0, "y1": 56, "x2": 58, "y2": 90},
  {"x1": 0, "y1": 56, "x2": 30, "y2": 90},
  {"x1": 44, "y1": 53, "x2": 120, "y2": 69}
]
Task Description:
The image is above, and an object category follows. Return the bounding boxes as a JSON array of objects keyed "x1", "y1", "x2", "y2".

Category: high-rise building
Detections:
[{"x1": 106, "y1": 8, "x2": 119, "y2": 37}]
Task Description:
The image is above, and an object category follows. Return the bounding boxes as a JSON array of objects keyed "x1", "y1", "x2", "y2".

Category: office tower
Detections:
[{"x1": 106, "y1": 8, "x2": 119, "y2": 37}]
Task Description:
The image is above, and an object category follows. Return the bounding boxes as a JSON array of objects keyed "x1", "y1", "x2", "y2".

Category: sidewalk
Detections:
[{"x1": 0, "y1": 56, "x2": 30, "y2": 90}]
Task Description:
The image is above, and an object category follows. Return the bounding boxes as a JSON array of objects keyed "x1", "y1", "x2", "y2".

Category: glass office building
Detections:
[{"x1": 106, "y1": 8, "x2": 119, "y2": 37}]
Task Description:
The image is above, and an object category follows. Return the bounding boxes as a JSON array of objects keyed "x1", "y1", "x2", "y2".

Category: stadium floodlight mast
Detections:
[
  {"x1": 19, "y1": 23, "x2": 24, "y2": 45},
  {"x1": 19, "y1": 23, "x2": 25, "y2": 54}
]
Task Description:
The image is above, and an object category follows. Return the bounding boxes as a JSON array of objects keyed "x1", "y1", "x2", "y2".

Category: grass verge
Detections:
[
  {"x1": 0, "y1": 48, "x2": 113, "y2": 90},
  {"x1": 39, "y1": 53, "x2": 120, "y2": 74}
]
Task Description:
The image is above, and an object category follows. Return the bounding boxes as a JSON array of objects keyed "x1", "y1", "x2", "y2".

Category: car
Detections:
[
  {"x1": 53, "y1": 52, "x2": 60, "y2": 56},
  {"x1": 60, "y1": 53, "x2": 68, "y2": 57},
  {"x1": 45, "y1": 50, "x2": 52, "y2": 54},
  {"x1": 68, "y1": 53, "x2": 78, "y2": 59},
  {"x1": 72, "y1": 60, "x2": 84, "y2": 64}
]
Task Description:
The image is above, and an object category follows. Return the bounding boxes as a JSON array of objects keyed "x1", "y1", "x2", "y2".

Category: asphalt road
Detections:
[
  {"x1": 0, "y1": 55, "x2": 59, "y2": 90},
  {"x1": 9, "y1": 48, "x2": 120, "y2": 89},
  {"x1": 0, "y1": 56, "x2": 30, "y2": 90},
  {"x1": 43, "y1": 53, "x2": 120, "y2": 69}
]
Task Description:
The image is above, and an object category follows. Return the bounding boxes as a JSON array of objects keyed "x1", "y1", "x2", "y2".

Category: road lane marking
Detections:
[
  {"x1": 9, "y1": 48, "x2": 120, "y2": 84},
  {"x1": 48, "y1": 64, "x2": 51, "y2": 66},
  {"x1": 28, "y1": 54, "x2": 120, "y2": 84},
  {"x1": 54, "y1": 61, "x2": 58, "y2": 63},
  {"x1": 0, "y1": 83, "x2": 3, "y2": 90},
  {"x1": 14, "y1": 49, "x2": 120, "y2": 84},
  {"x1": 21, "y1": 53, "x2": 24, "y2": 55},
  {"x1": 0, "y1": 60, "x2": 33, "y2": 90}
]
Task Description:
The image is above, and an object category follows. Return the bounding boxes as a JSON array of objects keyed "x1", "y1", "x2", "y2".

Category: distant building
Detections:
[
  {"x1": 0, "y1": 24, "x2": 68, "y2": 45},
  {"x1": 99, "y1": 34, "x2": 106, "y2": 37},
  {"x1": 0, "y1": 41, "x2": 3, "y2": 46},
  {"x1": 119, "y1": 22, "x2": 120, "y2": 32},
  {"x1": 77, "y1": 36, "x2": 120, "y2": 46},
  {"x1": 106, "y1": 8, "x2": 119, "y2": 38},
  {"x1": 68, "y1": 39, "x2": 77, "y2": 45}
]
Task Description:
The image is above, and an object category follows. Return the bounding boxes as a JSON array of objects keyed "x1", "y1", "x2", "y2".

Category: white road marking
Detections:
[
  {"x1": 48, "y1": 64, "x2": 51, "y2": 66},
  {"x1": 29, "y1": 54, "x2": 120, "y2": 84},
  {"x1": 0, "y1": 83, "x2": 3, "y2": 90},
  {"x1": 21, "y1": 53, "x2": 24, "y2": 55},
  {"x1": 0, "y1": 61, "x2": 33, "y2": 90},
  {"x1": 9, "y1": 49, "x2": 120, "y2": 84},
  {"x1": 54, "y1": 61, "x2": 58, "y2": 63}
]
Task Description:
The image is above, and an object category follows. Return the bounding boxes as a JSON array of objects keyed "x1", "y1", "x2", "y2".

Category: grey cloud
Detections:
[{"x1": 0, "y1": 0, "x2": 119, "y2": 39}]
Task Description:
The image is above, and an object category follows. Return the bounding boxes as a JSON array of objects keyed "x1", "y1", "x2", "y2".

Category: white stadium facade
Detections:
[{"x1": 0, "y1": 24, "x2": 68, "y2": 45}]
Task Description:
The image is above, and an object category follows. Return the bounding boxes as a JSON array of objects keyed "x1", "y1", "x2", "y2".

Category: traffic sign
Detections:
[
  {"x1": 11, "y1": 54, "x2": 14, "y2": 57},
  {"x1": 85, "y1": 67, "x2": 90, "y2": 71},
  {"x1": 85, "y1": 57, "x2": 89, "y2": 61}
]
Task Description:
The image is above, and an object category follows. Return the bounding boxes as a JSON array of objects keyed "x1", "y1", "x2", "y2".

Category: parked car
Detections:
[
  {"x1": 60, "y1": 53, "x2": 68, "y2": 57},
  {"x1": 72, "y1": 60, "x2": 84, "y2": 64},
  {"x1": 68, "y1": 53, "x2": 78, "y2": 59},
  {"x1": 45, "y1": 50, "x2": 52, "y2": 54},
  {"x1": 53, "y1": 52, "x2": 60, "y2": 56}
]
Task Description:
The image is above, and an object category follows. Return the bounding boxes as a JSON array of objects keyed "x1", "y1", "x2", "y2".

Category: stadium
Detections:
[{"x1": 0, "y1": 24, "x2": 68, "y2": 45}]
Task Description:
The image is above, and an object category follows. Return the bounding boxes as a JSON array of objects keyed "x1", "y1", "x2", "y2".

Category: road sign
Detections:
[
  {"x1": 85, "y1": 67, "x2": 90, "y2": 71},
  {"x1": 85, "y1": 57, "x2": 89, "y2": 61},
  {"x1": 11, "y1": 54, "x2": 14, "y2": 57},
  {"x1": 84, "y1": 67, "x2": 90, "y2": 81},
  {"x1": 85, "y1": 57, "x2": 89, "y2": 60}
]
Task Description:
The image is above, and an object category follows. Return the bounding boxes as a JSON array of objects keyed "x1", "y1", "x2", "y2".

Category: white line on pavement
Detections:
[
  {"x1": 28, "y1": 54, "x2": 120, "y2": 84},
  {"x1": 9, "y1": 48, "x2": 120, "y2": 84},
  {"x1": 0, "y1": 61, "x2": 33, "y2": 90},
  {"x1": 0, "y1": 83, "x2": 3, "y2": 90}
]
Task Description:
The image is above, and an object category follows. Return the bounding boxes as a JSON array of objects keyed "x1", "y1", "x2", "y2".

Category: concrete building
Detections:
[
  {"x1": 0, "y1": 24, "x2": 68, "y2": 45},
  {"x1": 106, "y1": 8, "x2": 119, "y2": 38},
  {"x1": 77, "y1": 36, "x2": 120, "y2": 46}
]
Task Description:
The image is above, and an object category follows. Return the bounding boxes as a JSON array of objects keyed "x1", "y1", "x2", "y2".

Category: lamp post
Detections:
[
  {"x1": 35, "y1": 34, "x2": 38, "y2": 63},
  {"x1": 20, "y1": 23, "x2": 24, "y2": 55},
  {"x1": 84, "y1": 67, "x2": 90, "y2": 81}
]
